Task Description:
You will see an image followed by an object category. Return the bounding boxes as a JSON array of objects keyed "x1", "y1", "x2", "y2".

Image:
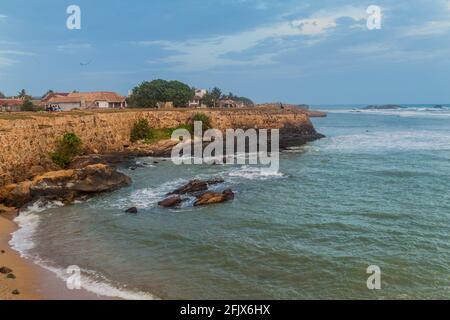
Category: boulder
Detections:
[
  {"x1": 168, "y1": 178, "x2": 224, "y2": 195},
  {"x1": 125, "y1": 207, "x2": 138, "y2": 214},
  {"x1": 0, "y1": 164, "x2": 132, "y2": 208},
  {"x1": 0, "y1": 266, "x2": 13, "y2": 274},
  {"x1": 194, "y1": 189, "x2": 235, "y2": 206},
  {"x1": 158, "y1": 195, "x2": 182, "y2": 208}
]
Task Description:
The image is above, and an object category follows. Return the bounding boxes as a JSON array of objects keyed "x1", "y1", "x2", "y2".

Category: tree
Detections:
[
  {"x1": 202, "y1": 87, "x2": 222, "y2": 108},
  {"x1": 42, "y1": 89, "x2": 54, "y2": 98},
  {"x1": 21, "y1": 97, "x2": 36, "y2": 111},
  {"x1": 18, "y1": 89, "x2": 27, "y2": 98},
  {"x1": 128, "y1": 79, "x2": 194, "y2": 108},
  {"x1": 0, "y1": 91, "x2": 5, "y2": 98}
]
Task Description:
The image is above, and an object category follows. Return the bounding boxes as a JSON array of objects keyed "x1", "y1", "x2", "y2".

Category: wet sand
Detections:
[{"x1": 0, "y1": 214, "x2": 110, "y2": 300}]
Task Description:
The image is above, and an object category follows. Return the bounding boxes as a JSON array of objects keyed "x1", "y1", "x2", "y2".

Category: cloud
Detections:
[
  {"x1": 56, "y1": 43, "x2": 92, "y2": 51},
  {"x1": 0, "y1": 49, "x2": 35, "y2": 68},
  {"x1": 137, "y1": 6, "x2": 367, "y2": 71},
  {"x1": 0, "y1": 14, "x2": 7, "y2": 19},
  {"x1": 402, "y1": 20, "x2": 450, "y2": 37},
  {"x1": 0, "y1": 50, "x2": 35, "y2": 56}
]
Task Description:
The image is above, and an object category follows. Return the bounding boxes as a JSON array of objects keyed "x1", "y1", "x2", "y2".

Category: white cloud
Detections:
[
  {"x1": 402, "y1": 20, "x2": 450, "y2": 37},
  {"x1": 0, "y1": 14, "x2": 7, "y2": 19},
  {"x1": 138, "y1": 6, "x2": 367, "y2": 71},
  {"x1": 0, "y1": 49, "x2": 35, "y2": 68},
  {"x1": 57, "y1": 43, "x2": 92, "y2": 51},
  {"x1": 0, "y1": 56, "x2": 16, "y2": 67},
  {"x1": 0, "y1": 50, "x2": 35, "y2": 56}
]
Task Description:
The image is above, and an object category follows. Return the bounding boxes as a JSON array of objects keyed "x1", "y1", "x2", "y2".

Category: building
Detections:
[
  {"x1": 188, "y1": 89, "x2": 207, "y2": 108},
  {"x1": 218, "y1": 99, "x2": 244, "y2": 108},
  {"x1": 46, "y1": 92, "x2": 126, "y2": 111},
  {"x1": 0, "y1": 99, "x2": 23, "y2": 112}
]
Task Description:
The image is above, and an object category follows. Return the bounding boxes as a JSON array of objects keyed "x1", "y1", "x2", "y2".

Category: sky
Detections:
[{"x1": 0, "y1": 0, "x2": 450, "y2": 104}]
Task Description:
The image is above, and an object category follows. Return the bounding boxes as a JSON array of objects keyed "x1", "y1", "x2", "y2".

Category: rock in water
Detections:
[
  {"x1": 0, "y1": 266, "x2": 13, "y2": 274},
  {"x1": 12, "y1": 289, "x2": 20, "y2": 295},
  {"x1": 168, "y1": 179, "x2": 224, "y2": 195},
  {"x1": 125, "y1": 207, "x2": 138, "y2": 214},
  {"x1": 158, "y1": 196, "x2": 182, "y2": 208},
  {"x1": 194, "y1": 189, "x2": 235, "y2": 206},
  {"x1": 6, "y1": 273, "x2": 16, "y2": 279}
]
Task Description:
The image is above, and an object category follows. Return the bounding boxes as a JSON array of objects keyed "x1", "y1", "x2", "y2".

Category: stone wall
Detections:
[{"x1": 0, "y1": 109, "x2": 315, "y2": 186}]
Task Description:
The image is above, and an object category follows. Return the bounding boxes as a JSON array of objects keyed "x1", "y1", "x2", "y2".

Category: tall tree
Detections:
[
  {"x1": 0, "y1": 91, "x2": 5, "y2": 98},
  {"x1": 128, "y1": 79, "x2": 193, "y2": 108},
  {"x1": 18, "y1": 89, "x2": 27, "y2": 98}
]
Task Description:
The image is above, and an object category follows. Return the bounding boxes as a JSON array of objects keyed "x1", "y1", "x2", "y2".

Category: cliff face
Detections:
[{"x1": 0, "y1": 109, "x2": 319, "y2": 187}]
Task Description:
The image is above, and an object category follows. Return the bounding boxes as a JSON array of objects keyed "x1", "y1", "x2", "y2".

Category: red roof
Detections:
[{"x1": 0, "y1": 99, "x2": 23, "y2": 107}]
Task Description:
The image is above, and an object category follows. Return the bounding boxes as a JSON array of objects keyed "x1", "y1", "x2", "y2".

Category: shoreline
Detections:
[
  {"x1": 0, "y1": 214, "x2": 114, "y2": 300},
  {"x1": 0, "y1": 108, "x2": 325, "y2": 300}
]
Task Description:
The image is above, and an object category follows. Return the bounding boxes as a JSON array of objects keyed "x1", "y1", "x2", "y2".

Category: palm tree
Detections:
[{"x1": 18, "y1": 89, "x2": 27, "y2": 99}]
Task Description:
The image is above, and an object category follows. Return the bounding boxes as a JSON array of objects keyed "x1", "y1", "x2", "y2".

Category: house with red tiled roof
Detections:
[
  {"x1": 0, "y1": 99, "x2": 23, "y2": 112},
  {"x1": 46, "y1": 92, "x2": 127, "y2": 111}
]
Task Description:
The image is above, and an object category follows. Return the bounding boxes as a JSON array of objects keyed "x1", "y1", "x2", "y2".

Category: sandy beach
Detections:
[{"x1": 0, "y1": 213, "x2": 108, "y2": 300}]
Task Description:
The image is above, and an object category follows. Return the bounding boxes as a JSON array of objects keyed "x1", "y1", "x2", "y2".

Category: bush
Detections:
[
  {"x1": 130, "y1": 119, "x2": 153, "y2": 142},
  {"x1": 21, "y1": 98, "x2": 36, "y2": 112},
  {"x1": 191, "y1": 113, "x2": 211, "y2": 131},
  {"x1": 50, "y1": 132, "x2": 82, "y2": 168}
]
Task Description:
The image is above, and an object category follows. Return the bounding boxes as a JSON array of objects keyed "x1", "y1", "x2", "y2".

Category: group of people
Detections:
[{"x1": 45, "y1": 105, "x2": 62, "y2": 112}]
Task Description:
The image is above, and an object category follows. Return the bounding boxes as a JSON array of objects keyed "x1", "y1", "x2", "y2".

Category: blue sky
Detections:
[{"x1": 1, "y1": 0, "x2": 450, "y2": 104}]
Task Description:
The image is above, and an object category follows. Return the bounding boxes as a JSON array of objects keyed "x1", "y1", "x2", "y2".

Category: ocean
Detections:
[{"x1": 11, "y1": 105, "x2": 450, "y2": 299}]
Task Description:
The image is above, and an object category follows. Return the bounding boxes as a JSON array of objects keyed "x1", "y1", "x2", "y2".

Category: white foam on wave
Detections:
[
  {"x1": 106, "y1": 178, "x2": 185, "y2": 210},
  {"x1": 322, "y1": 130, "x2": 450, "y2": 152},
  {"x1": 10, "y1": 200, "x2": 64, "y2": 255},
  {"x1": 9, "y1": 200, "x2": 158, "y2": 300},
  {"x1": 323, "y1": 107, "x2": 450, "y2": 118},
  {"x1": 227, "y1": 166, "x2": 285, "y2": 180}
]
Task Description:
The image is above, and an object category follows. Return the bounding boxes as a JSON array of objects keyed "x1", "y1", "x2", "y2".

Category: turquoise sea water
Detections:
[{"x1": 12, "y1": 105, "x2": 450, "y2": 299}]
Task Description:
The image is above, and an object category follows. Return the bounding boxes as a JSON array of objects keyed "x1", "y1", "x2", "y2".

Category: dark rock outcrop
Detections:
[
  {"x1": 0, "y1": 164, "x2": 131, "y2": 208},
  {"x1": 194, "y1": 189, "x2": 235, "y2": 206},
  {"x1": 125, "y1": 207, "x2": 138, "y2": 214},
  {"x1": 158, "y1": 195, "x2": 182, "y2": 208},
  {"x1": 168, "y1": 179, "x2": 224, "y2": 195},
  {"x1": 0, "y1": 266, "x2": 13, "y2": 274}
]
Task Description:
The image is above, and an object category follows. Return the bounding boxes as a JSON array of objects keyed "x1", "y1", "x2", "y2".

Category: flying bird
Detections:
[{"x1": 80, "y1": 60, "x2": 92, "y2": 66}]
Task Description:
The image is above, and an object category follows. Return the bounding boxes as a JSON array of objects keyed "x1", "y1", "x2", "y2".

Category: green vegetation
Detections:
[
  {"x1": 128, "y1": 79, "x2": 194, "y2": 108},
  {"x1": 191, "y1": 113, "x2": 211, "y2": 131},
  {"x1": 130, "y1": 119, "x2": 153, "y2": 142},
  {"x1": 202, "y1": 87, "x2": 222, "y2": 108},
  {"x1": 0, "y1": 91, "x2": 5, "y2": 98},
  {"x1": 222, "y1": 92, "x2": 254, "y2": 107},
  {"x1": 50, "y1": 132, "x2": 83, "y2": 168},
  {"x1": 21, "y1": 98, "x2": 36, "y2": 112},
  {"x1": 130, "y1": 118, "x2": 195, "y2": 144}
]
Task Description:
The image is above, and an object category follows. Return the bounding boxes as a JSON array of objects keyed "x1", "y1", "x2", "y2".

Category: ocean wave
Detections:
[
  {"x1": 227, "y1": 166, "x2": 285, "y2": 180},
  {"x1": 9, "y1": 201, "x2": 158, "y2": 300},
  {"x1": 10, "y1": 200, "x2": 64, "y2": 255},
  {"x1": 323, "y1": 107, "x2": 450, "y2": 118},
  {"x1": 321, "y1": 130, "x2": 450, "y2": 152}
]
